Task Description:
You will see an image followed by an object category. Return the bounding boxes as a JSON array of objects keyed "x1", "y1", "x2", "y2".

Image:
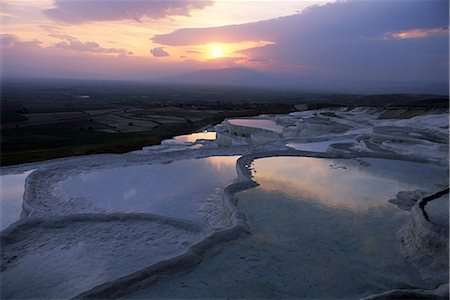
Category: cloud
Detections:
[
  {"x1": 2, "y1": 1, "x2": 449, "y2": 89},
  {"x1": 1, "y1": 34, "x2": 200, "y2": 80},
  {"x1": 53, "y1": 38, "x2": 129, "y2": 56},
  {"x1": 153, "y1": 1, "x2": 448, "y2": 46},
  {"x1": 1, "y1": 34, "x2": 41, "y2": 48},
  {"x1": 150, "y1": 47, "x2": 170, "y2": 57},
  {"x1": 152, "y1": 0, "x2": 449, "y2": 82},
  {"x1": 245, "y1": 58, "x2": 272, "y2": 64},
  {"x1": 1, "y1": 35, "x2": 242, "y2": 81},
  {"x1": 1, "y1": 34, "x2": 20, "y2": 47},
  {"x1": 383, "y1": 27, "x2": 449, "y2": 40},
  {"x1": 47, "y1": 34, "x2": 132, "y2": 56},
  {"x1": 152, "y1": 21, "x2": 278, "y2": 46},
  {"x1": 44, "y1": 0, "x2": 213, "y2": 24},
  {"x1": 48, "y1": 33, "x2": 77, "y2": 41}
]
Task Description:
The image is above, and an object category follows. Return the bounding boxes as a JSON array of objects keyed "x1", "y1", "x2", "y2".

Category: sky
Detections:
[{"x1": 1, "y1": 0, "x2": 449, "y2": 88}]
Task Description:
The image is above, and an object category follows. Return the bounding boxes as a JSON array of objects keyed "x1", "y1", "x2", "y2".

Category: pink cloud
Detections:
[
  {"x1": 53, "y1": 38, "x2": 129, "y2": 56},
  {"x1": 152, "y1": 20, "x2": 283, "y2": 46},
  {"x1": 150, "y1": 47, "x2": 170, "y2": 57},
  {"x1": 2, "y1": 0, "x2": 448, "y2": 87},
  {"x1": 48, "y1": 33, "x2": 77, "y2": 41},
  {"x1": 1, "y1": 34, "x2": 237, "y2": 80},
  {"x1": 1, "y1": 34, "x2": 41, "y2": 48},
  {"x1": 44, "y1": 0, "x2": 213, "y2": 24},
  {"x1": 151, "y1": 1, "x2": 448, "y2": 82},
  {"x1": 384, "y1": 27, "x2": 449, "y2": 40}
]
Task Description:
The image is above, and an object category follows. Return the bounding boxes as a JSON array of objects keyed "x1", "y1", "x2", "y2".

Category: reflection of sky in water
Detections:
[
  {"x1": 232, "y1": 186, "x2": 430, "y2": 295},
  {"x1": 425, "y1": 194, "x2": 449, "y2": 227},
  {"x1": 130, "y1": 156, "x2": 435, "y2": 298},
  {"x1": 58, "y1": 156, "x2": 238, "y2": 221},
  {"x1": 228, "y1": 157, "x2": 445, "y2": 293},
  {"x1": 162, "y1": 131, "x2": 216, "y2": 145},
  {"x1": 0, "y1": 170, "x2": 34, "y2": 230},
  {"x1": 251, "y1": 157, "x2": 447, "y2": 211},
  {"x1": 228, "y1": 119, "x2": 283, "y2": 133}
]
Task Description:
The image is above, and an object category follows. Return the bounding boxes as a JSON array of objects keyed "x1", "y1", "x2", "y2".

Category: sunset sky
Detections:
[{"x1": 1, "y1": 0, "x2": 448, "y2": 85}]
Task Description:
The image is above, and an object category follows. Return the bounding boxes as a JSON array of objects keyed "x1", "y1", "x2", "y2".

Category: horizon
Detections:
[{"x1": 2, "y1": 71, "x2": 449, "y2": 96}]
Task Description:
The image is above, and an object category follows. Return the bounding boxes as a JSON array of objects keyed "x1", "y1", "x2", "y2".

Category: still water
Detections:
[
  {"x1": 55, "y1": 156, "x2": 238, "y2": 222},
  {"x1": 228, "y1": 119, "x2": 283, "y2": 133},
  {"x1": 129, "y1": 156, "x2": 446, "y2": 299},
  {"x1": 162, "y1": 131, "x2": 216, "y2": 145},
  {"x1": 425, "y1": 193, "x2": 449, "y2": 227},
  {"x1": 286, "y1": 137, "x2": 355, "y2": 152},
  {"x1": 0, "y1": 170, "x2": 34, "y2": 230},
  {"x1": 251, "y1": 157, "x2": 446, "y2": 211}
]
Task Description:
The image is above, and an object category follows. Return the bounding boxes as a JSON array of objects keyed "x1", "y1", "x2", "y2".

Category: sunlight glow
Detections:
[{"x1": 211, "y1": 45, "x2": 224, "y2": 58}]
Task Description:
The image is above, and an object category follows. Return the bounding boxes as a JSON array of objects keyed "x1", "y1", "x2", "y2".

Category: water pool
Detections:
[
  {"x1": 1, "y1": 170, "x2": 34, "y2": 231},
  {"x1": 162, "y1": 131, "x2": 216, "y2": 145},
  {"x1": 52, "y1": 156, "x2": 238, "y2": 223},
  {"x1": 228, "y1": 119, "x2": 283, "y2": 133},
  {"x1": 128, "y1": 157, "x2": 447, "y2": 299},
  {"x1": 286, "y1": 137, "x2": 355, "y2": 153},
  {"x1": 251, "y1": 157, "x2": 446, "y2": 211}
]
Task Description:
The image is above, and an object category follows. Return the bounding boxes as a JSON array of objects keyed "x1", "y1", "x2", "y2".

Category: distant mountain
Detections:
[
  {"x1": 154, "y1": 67, "x2": 448, "y2": 95},
  {"x1": 5, "y1": 64, "x2": 446, "y2": 95},
  {"x1": 1, "y1": 63, "x2": 114, "y2": 81}
]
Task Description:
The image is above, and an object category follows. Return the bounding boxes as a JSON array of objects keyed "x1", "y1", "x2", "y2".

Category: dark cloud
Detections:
[
  {"x1": 245, "y1": 58, "x2": 272, "y2": 63},
  {"x1": 150, "y1": 47, "x2": 170, "y2": 57},
  {"x1": 153, "y1": 0, "x2": 449, "y2": 82},
  {"x1": 153, "y1": 1, "x2": 448, "y2": 46},
  {"x1": 1, "y1": 34, "x2": 19, "y2": 47},
  {"x1": 152, "y1": 21, "x2": 275, "y2": 46},
  {"x1": 53, "y1": 38, "x2": 129, "y2": 56},
  {"x1": 44, "y1": 0, "x2": 213, "y2": 24}
]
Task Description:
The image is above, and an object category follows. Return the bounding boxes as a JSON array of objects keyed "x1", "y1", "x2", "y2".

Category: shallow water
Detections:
[
  {"x1": 162, "y1": 131, "x2": 216, "y2": 145},
  {"x1": 251, "y1": 157, "x2": 447, "y2": 211},
  {"x1": 286, "y1": 137, "x2": 354, "y2": 152},
  {"x1": 0, "y1": 170, "x2": 33, "y2": 231},
  {"x1": 2, "y1": 218, "x2": 204, "y2": 299},
  {"x1": 55, "y1": 156, "x2": 238, "y2": 222},
  {"x1": 425, "y1": 194, "x2": 449, "y2": 227},
  {"x1": 228, "y1": 119, "x2": 283, "y2": 133},
  {"x1": 129, "y1": 157, "x2": 446, "y2": 299}
]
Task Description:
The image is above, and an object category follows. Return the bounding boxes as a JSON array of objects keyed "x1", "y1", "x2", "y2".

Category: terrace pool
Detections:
[
  {"x1": 52, "y1": 156, "x2": 238, "y2": 223},
  {"x1": 286, "y1": 137, "x2": 355, "y2": 152},
  {"x1": 162, "y1": 131, "x2": 216, "y2": 145},
  {"x1": 228, "y1": 119, "x2": 283, "y2": 133},
  {"x1": 129, "y1": 156, "x2": 447, "y2": 299},
  {"x1": 0, "y1": 170, "x2": 34, "y2": 231}
]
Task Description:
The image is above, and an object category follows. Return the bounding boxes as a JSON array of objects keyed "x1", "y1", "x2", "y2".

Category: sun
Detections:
[{"x1": 211, "y1": 45, "x2": 224, "y2": 58}]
